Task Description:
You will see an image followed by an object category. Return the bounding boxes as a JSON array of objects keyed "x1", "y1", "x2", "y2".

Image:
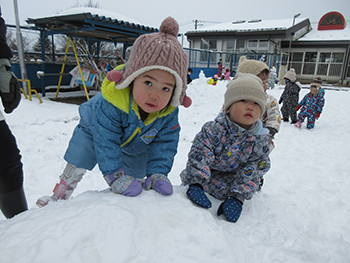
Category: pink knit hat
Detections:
[{"x1": 106, "y1": 17, "x2": 191, "y2": 108}]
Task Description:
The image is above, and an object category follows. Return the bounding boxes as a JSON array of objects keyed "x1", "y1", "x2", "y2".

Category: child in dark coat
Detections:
[
  {"x1": 180, "y1": 73, "x2": 271, "y2": 223},
  {"x1": 279, "y1": 68, "x2": 301, "y2": 124},
  {"x1": 187, "y1": 68, "x2": 193, "y2": 84},
  {"x1": 295, "y1": 77, "x2": 325, "y2": 129}
]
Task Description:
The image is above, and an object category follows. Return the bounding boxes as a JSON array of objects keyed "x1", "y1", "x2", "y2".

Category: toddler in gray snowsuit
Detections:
[
  {"x1": 279, "y1": 68, "x2": 301, "y2": 124},
  {"x1": 180, "y1": 73, "x2": 271, "y2": 223}
]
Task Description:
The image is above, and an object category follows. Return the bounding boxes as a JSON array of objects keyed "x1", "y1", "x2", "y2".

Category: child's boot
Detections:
[
  {"x1": 36, "y1": 179, "x2": 74, "y2": 207},
  {"x1": 36, "y1": 163, "x2": 85, "y2": 207},
  {"x1": 294, "y1": 121, "x2": 302, "y2": 128}
]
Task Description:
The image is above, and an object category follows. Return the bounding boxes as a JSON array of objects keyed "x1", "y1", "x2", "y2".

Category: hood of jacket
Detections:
[{"x1": 101, "y1": 73, "x2": 176, "y2": 126}]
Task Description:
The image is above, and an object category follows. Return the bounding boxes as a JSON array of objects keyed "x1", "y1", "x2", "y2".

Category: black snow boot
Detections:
[{"x1": 0, "y1": 186, "x2": 28, "y2": 218}]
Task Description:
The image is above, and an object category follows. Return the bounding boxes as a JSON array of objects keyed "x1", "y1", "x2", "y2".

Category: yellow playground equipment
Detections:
[
  {"x1": 18, "y1": 78, "x2": 43, "y2": 103},
  {"x1": 55, "y1": 37, "x2": 93, "y2": 101}
]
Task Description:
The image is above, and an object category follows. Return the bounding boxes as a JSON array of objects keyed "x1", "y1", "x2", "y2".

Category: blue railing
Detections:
[
  {"x1": 183, "y1": 47, "x2": 281, "y2": 79},
  {"x1": 10, "y1": 49, "x2": 282, "y2": 95}
]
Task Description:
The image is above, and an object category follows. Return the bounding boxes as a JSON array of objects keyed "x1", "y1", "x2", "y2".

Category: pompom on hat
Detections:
[
  {"x1": 224, "y1": 73, "x2": 266, "y2": 115},
  {"x1": 237, "y1": 56, "x2": 269, "y2": 76},
  {"x1": 284, "y1": 68, "x2": 296, "y2": 82},
  {"x1": 106, "y1": 17, "x2": 191, "y2": 107}
]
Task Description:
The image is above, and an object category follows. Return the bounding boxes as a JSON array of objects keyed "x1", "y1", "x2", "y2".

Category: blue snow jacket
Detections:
[
  {"x1": 64, "y1": 77, "x2": 180, "y2": 179},
  {"x1": 180, "y1": 111, "x2": 271, "y2": 202}
]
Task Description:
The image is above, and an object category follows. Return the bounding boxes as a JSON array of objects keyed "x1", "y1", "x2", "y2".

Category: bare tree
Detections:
[
  {"x1": 70, "y1": 0, "x2": 101, "y2": 8},
  {"x1": 6, "y1": 30, "x2": 17, "y2": 51},
  {"x1": 55, "y1": 1, "x2": 118, "y2": 62},
  {"x1": 6, "y1": 28, "x2": 32, "y2": 62}
]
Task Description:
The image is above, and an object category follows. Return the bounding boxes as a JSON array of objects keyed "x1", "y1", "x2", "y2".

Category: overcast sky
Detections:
[{"x1": 2, "y1": 0, "x2": 350, "y2": 33}]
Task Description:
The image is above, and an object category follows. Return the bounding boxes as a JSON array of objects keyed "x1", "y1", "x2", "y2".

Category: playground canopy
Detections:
[
  {"x1": 26, "y1": 10, "x2": 159, "y2": 43},
  {"x1": 24, "y1": 10, "x2": 159, "y2": 98}
]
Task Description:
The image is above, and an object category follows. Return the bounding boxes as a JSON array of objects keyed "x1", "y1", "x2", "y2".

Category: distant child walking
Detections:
[
  {"x1": 180, "y1": 73, "x2": 271, "y2": 223},
  {"x1": 37, "y1": 17, "x2": 191, "y2": 207},
  {"x1": 278, "y1": 68, "x2": 301, "y2": 124},
  {"x1": 295, "y1": 77, "x2": 325, "y2": 129}
]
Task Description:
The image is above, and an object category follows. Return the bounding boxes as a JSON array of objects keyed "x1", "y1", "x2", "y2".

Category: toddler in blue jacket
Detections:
[
  {"x1": 37, "y1": 17, "x2": 191, "y2": 207},
  {"x1": 295, "y1": 77, "x2": 325, "y2": 129}
]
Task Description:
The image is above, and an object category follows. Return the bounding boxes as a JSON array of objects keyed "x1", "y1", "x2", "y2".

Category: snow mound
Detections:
[{"x1": 1, "y1": 79, "x2": 350, "y2": 262}]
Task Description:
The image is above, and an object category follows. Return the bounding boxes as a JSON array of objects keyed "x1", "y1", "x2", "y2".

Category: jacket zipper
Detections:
[{"x1": 121, "y1": 127, "x2": 142, "y2": 147}]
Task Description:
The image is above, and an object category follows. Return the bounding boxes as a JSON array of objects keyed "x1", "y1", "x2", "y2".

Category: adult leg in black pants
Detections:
[{"x1": 0, "y1": 120, "x2": 28, "y2": 218}]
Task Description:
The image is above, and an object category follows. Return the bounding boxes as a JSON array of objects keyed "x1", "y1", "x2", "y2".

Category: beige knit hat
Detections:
[
  {"x1": 284, "y1": 68, "x2": 296, "y2": 82},
  {"x1": 237, "y1": 56, "x2": 269, "y2": 76},
  {"x1": 225, "y1": 73, "x2": 266, "y2": 115},
  {"x1": 106, "y1": 17, "x2": 190, "y2": 107}
]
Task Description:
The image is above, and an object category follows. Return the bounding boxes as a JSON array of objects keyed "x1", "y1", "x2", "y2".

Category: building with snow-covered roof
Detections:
[
  {"x1": 185, "y1": 11, "x2": 350, "y2": 85},
  {"x1": 288, "y1": 12, "x2": 350, "y2": 84}
]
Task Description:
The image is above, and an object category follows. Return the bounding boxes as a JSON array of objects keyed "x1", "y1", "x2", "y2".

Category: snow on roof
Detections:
[
  {"x1": 298, "y1": 21, "x2": 350, "y2": 41},
  {"x1": 186, "y1": 17, "x2": 307, "y2": 33},
  {"x1": 58, "y1": 7, "x2": 143, "y2": 26},
  {"x1": 186, "y1": 16, "x2": 350, "y2": 42}
]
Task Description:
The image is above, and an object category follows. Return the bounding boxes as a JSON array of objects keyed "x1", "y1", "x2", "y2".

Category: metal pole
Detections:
[
  {"x1": 286, "y1": 13, "x2": 301, "y2": 70},
  {"x1": 13, "y1": 0, "x2": 28, "y2": 93}
]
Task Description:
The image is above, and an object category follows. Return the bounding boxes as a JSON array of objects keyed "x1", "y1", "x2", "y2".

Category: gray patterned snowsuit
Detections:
[{"x1": 180, "y1": 111, "x2": 271, "y2": 203}]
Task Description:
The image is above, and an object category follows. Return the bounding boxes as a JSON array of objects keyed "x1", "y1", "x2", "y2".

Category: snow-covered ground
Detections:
[{"x1": 0, "y1": 74, "x2": 349, "y2": 262}]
